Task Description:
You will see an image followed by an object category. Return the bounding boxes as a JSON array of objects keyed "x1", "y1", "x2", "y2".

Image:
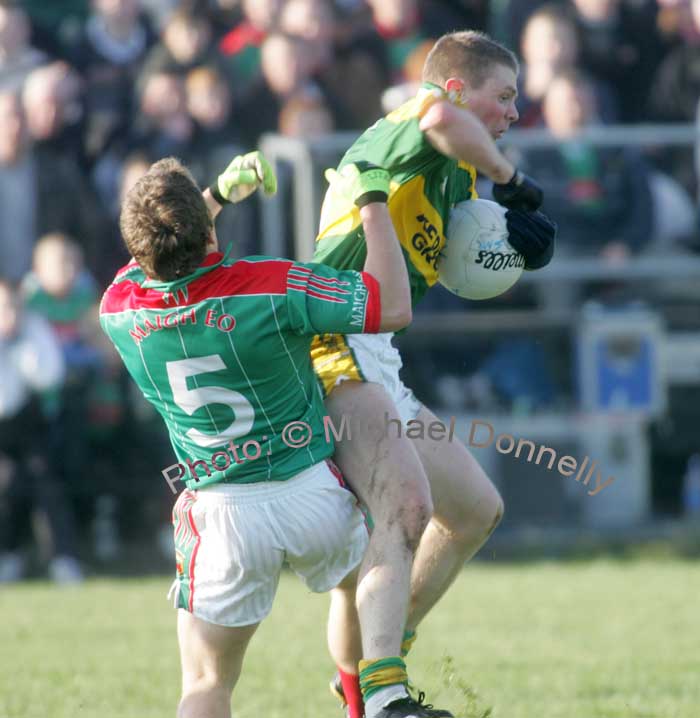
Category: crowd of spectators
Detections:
[{"x1": 1, "y1": 0, "x2": 699, "y2": 581}]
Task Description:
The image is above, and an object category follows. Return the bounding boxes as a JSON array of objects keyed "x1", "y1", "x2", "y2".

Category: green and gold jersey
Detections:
[
  {"x1": 99, "y1": 250, "x2": 380, "y2": 489},
  {"x1": 314, "y1": 83, "x2": 478, "y2": 308}
]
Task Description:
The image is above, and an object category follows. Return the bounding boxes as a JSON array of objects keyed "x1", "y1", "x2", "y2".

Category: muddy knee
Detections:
[{"x1": 393, "y1": 489, "x2": 433, "y2": 553}]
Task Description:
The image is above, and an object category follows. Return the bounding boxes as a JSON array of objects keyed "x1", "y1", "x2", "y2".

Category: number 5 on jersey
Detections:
[{"x1": 166, "y1": 355, "x2": 255, "y2": 448}]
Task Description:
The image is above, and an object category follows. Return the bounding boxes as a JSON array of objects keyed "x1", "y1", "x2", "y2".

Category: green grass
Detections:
[{"x1": 2, "y1": 558, "x2": 698, "y2": 718}]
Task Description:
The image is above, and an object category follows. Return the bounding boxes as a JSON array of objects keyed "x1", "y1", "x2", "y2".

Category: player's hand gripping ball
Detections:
[
  {"x1": 505, "y1": 208, "x2": 557, "y2": 270},
  {"x1": 438, "y1": 199, "x2": 525, "y2": 300},
  {"x1": 209, "y1": 150, "x2": 277, "y2": 205},
  {"x1": 492, "y1": 169, "x2": 543, "y2": 212}
]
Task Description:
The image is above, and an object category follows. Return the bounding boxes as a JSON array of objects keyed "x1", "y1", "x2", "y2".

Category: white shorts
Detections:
[
  {"x1": 345, "y1": 332, "x2": 422, "y2": 424},
  {"x1": 170, "y1": 460, "x2": 368, "y2": 627}
]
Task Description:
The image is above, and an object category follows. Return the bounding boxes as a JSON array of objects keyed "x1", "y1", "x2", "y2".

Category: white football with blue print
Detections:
[{"x1": 438, "y1": 199, "x2": 524, "y2": 300}]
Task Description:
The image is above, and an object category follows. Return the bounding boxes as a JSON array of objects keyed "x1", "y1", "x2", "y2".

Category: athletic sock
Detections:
[
  {"x1": 359, "y1": 657, "x2": 410, "y2": 718},
  {"x1": 400, "y1": 629, "x2": 417, "y2": 657},
  {"x1": 338, "y1": 668, "x2": 364, "y2": 718}
]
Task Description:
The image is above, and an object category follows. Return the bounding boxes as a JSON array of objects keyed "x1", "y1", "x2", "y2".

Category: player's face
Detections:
[{"x1": 462, "y1": 64, "x2": 519, "y2": 140}]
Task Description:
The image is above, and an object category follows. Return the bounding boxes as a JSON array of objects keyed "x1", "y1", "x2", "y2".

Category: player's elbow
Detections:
[
  {"x1": 379, "y1": 305, "x2": 412, "y2": 332},
  {"x1": 419, "y1": 100, "x2": 454, "y2": 133}
]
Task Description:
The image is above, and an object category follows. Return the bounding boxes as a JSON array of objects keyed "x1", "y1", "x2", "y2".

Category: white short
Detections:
[
  {"x1": 170, "y1": 460, "x2": 368, "y2": 627},
  {"x1": 345, "y1": 332, "x2": 422, "y2": 424}
]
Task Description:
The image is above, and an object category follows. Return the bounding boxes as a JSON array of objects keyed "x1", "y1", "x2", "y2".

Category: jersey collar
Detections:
[
  {"x1": 141, "y1": 242, "x2": 233, "y2": 295},
  {"x1": 420, "y1": 81, "x2": 445, "y2": 97}
]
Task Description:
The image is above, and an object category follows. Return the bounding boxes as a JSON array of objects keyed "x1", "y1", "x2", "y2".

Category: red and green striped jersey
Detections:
[
  {"x1": 99, "y1": 250, "x2": 380, "y2": 488},
  {"x1": 314, "y1": 83, "x2": 478, "y2": 308}
]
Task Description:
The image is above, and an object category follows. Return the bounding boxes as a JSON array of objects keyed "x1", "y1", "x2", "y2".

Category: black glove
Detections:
[
  {"x1": 493, "y1": 170, "x2": 543, "y2": 212},
  {"x1": 505, "y1": 209, "x2": 556, "y2": 270}
]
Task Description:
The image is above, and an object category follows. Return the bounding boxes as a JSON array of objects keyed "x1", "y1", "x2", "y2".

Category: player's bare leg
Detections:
[
  {"x1": 328, "y1": 567, "x2": 363, "y2": 673},
  {"x1": 328, "y1": 568, "x2": 365, "y2": 718},
  {"x1": 405, "y1": 406, "x2": 503, "y2": 632},
  {"x1": 326, "y1": 382, "x2": 454, "y2": 717},
  {"x1": 325, "y1": 381, "x2": 433, "y2": 661},
  {"x1": 177, "y1": 610, "x2": 259, "y2": 718}
]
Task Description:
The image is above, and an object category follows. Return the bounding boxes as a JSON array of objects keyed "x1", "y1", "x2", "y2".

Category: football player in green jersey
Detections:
[
  {"x1": 100, "y1": 152, "x2": 439, "y2": 718},
  {"x1": 313, "y1": 32, "x2": 557, "y2": 718}
]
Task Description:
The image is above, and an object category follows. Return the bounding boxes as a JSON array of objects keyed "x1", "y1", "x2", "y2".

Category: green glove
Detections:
[
  {"x1": 209, "y1": 151, "x2": 278, "y2": 205},
  {"x1": 324, "y1": 163, "x2": 390, "y2": 208}
]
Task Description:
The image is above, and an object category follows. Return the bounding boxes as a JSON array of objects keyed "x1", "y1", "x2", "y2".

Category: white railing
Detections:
[{"x1": 259, "y1": 124, "x2": 698, "y2": 268}]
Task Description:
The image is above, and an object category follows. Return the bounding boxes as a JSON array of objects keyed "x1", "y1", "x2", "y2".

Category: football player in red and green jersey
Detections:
[
  {"x1": 99, "y1": 152, "x2": 422, "y2": 718},
  {"x1": 313, "y1": 32, "x2": 556, "y2": 718}
]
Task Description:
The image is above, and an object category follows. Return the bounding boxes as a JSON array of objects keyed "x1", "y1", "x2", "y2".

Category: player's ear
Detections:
[{"x1": 445, "y1": 77, "x2": 467, "y2": 105}]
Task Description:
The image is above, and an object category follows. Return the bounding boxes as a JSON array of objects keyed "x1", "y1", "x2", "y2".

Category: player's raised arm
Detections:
[
  {"x1": 325, "y1": 164, "x2": 412, "y2": 332},
  {"x1": 419, "y1": 100, "x2": 514, "y2": 184},
  {"x1": 418, "y1": 101, "x2": 541, "y2": 211},
  {"x1": 203, "y1": 150, "x2": 278, "y2": 218}
]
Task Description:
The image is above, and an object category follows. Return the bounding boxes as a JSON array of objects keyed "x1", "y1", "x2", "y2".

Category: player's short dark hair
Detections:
[
  {"x1": 422, "y1": 31, "x2": 519, "y2": 89},
  {"x1": 120, "y1": 157, "x2": 212, "y2": 281}
]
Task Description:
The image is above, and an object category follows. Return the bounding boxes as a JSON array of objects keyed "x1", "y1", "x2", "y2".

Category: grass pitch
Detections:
[{"x1": 2, "y1": 557, "x2": 698, "y2": 718}]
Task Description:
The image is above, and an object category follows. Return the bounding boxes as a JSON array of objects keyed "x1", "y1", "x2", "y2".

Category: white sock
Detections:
[{"x1": 364, "y1": 684, "x2": 409, "y2": 718}]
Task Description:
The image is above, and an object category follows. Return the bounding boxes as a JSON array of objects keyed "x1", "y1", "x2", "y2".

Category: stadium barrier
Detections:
[{"x1": 259, "y1": 124, "x2": 698, "y2": 266}]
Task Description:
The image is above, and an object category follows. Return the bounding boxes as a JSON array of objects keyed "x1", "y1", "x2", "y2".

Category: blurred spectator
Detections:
[
  {"x1": 279, "y1": 86, "x2": 335, "y2": 137},
  {"x1": 0, "y1": 90, "x2": 34, "y2": 281},
  {"x1": 280, "y1": 0, "x2": 335, "y2": 75},
  {"x1": 518, "y1": 5, "x2": 580, "y2": 127},
  {"x1": 22, "y1": 60, "x2": 85, "y2": 161},
  {"x1": 186, "y1": 64, "x2": 237, "y2": 141},
  {"x1": 419, "y1": 0, "x2": 490, "y2": 33},
  {"x1": 380, "y1": 37, "x2": 434, "y2": 112},
  {"x1": 139, "y1": 0, "x2": 180, "y2": 30},
  {"x1": 186, "y1": 64, "x2": 243, "y2": 180},
  {"x1": 0, "y1": 278, "x2": 83, "y2": 584},
  {"x1": 648, "y1": 0, "x2": 700, "y2": 122},
  {"x1": 207, "y1": 0, "x2": 242, "y2": 38},
  {"x1": 22, "y1": 235, "x2": 105, "y2": 547},
  {"x1": 139, "y1": 6, "x2": 220, "y2": 82},
  {"x1": 697, "y1": 96, "x2": 700, "y2": 200},
  {"x1": 95, "y1": 151, "x2": 150, "y2": 289},
  {"x1": 236, "y1": 32, "x2": 320, "y2": 144},
  {"x1": 520, "y1": 69, "x2": 653, "y2": 259},
  {"x1": 65, "y1": 0, "x2": 155, "y2": 164},
  {"x1": 22, "y1": 233, "x2": 100, "y2": 373},
  {"x1": 185, "y1": 65, "x2": 255, "y2": 257},
  {"x1": 645, "y1": 0, "x2": 700, "y2": 191},
  {"x1": 119, "y1": 150, "x2": 151, "y2": 205},
  {"x1": 276, "y1": 86, "x2": 337, "y2": 261},
  {"x1": 19, "y1": 63, "x2": 107, "y2": 269},
  {"x1": 333, "y1": 0, "x2": 490, "y2": 124},
  {"x1": 217, "y1": 0, "x2": 282, "y2": 86},
  {"x1": 571, "y1": 0, "x2": 666, "y2": 122},
  {"x1": 365, "y1": 0, "x2": 426, "y2": 80},
  {"x1": 0, "y1": 1, "x2": 47, "y2": 92},
  {"x1": 20, "y1": 1, "x2": 88, "y2": 57},
  {"x1": 654, "y1": 0, "x2": 699, "y2": 43},
  {"x1": 518, "y1": 4, "x2": 618, "y2": 127},
  {"x1": 326, "y1": 12, "x2": 393, "y2": 126},
  {"x1": 278, "y1": 0, "x2": 384, "y2": 128},
  {"x1": 132, "y1": 68, "x2": 194, "y2": 158}
]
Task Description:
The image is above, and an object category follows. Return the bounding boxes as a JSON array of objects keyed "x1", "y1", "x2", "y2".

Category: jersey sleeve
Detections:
[
  {"x1": 285, "y1": 262, "x2": 380, "y2": 336},
  {"x1": 347, "y1": 89, "x2": 443, "y2": 179}
]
